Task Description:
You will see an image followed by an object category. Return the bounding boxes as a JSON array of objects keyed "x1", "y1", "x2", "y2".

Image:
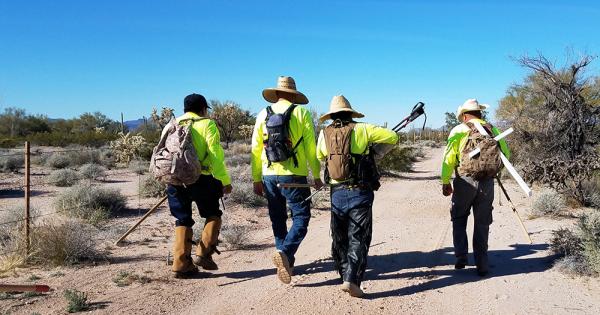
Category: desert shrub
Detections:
[
  {"x1": 30, "y1": 219, "x2": 103, "y2": 266},
  {"x1": 550, "y1": 228, "x2": 583, "y2": 257},
  {"x1": 581, "y1": 178, "x2": 600, "y2": 209},
  {"x1": 79, "y1": 163, "x2": 106, "y2": 180},
  {"x1": 99, "y1": 148, "x2": 116, "y2": 169},
  {"x1": 227, "y1": 154, "x2": 249, "y2": 167},
  {"x1": 66, "y1": 148, "x2": 101, "y2": 166},
  {"x1": 378, "y1": 145, "x2": 416, "y2": 174},
  {"x1": 139, "y1": 175, "x2": 166, "y2": 197},
  {"x1": 0, "y1": 155, "x2": 24, "y2": 173},
  {"x1": 129, "y1": 159, "x2": 148, "y2": 175},
  {"x1": 64, "y1": 289, "x2": 89, "y2": 313},
  {"x1": 531, "y1": 189, "x2": 566, "y2": 216},
  {"x1": 30, "y1": 152, "x2": 48, "y2": 166},
  {"x1": 554, "y1": 255, "x2": 593, "y2": 276},
  {"x1": 112, "y1": 270, "x2": 151, "y2": 287},
  {"x1": 46, "y1": 153, "x2": 71, "y2": 169},
  {"x1": 55, "y1": 184, "x2": 126, "y2": 224},
  {"x1": 228, "y1": 141, "x2": 252, "y2": 155},
  {"x1": 48, "y1": 169, "x2": 80, "y2": 187},
  {"x1": 228, "y1": 165, "x2": 267, "y2": 207},
  {"x1": 220, "y1": 224, "x2": 250, "y2": 250},
  {"x1": 579, "y1": 212, "x2": 600, "y2": 274}
]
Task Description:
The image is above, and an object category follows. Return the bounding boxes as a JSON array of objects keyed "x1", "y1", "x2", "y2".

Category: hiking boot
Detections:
[
  {"x1": 341, "y1": 281, "x2": 364, "y2": 298},
  {"x1": 194, "y1": 217, "x2": 221, "y2": 270},
  {"x1": 476, "y1": 265, "x2": 489, "y2": 277},
  {"x1": 455, "y1": 255, "x2": 468, "y2": 270},
  {"x1": 172, "y1": 226, "x2": 199, "y2": 279},
  {"x1": 272, "y1": 250, "x2": 293, "y2": 284}
]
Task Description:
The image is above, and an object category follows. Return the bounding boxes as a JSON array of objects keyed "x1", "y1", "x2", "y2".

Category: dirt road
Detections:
[
  {"x1": 4, "y1": 148, "x2": 600, "y2": 314},
  {"x1": 186, "y1": 148, "x2": 600, "y2": 314}
]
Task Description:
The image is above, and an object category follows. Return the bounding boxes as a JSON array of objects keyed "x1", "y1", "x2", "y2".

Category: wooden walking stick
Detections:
[
  {"x1": 114, "y1": 195, "x2": 168, "y2": 245},
  {"x1": 496, "y1": 177, "x2": 533, "y2": 244},
  {"x1": 0, "y1": 284, "x2": 50, "y2": 293}
]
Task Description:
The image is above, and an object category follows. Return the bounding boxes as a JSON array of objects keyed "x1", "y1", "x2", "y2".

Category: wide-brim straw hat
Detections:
[
  {"x1": 457, "y1": 99, "x2": 489, "y2": 122},
  {"x1": 262, "y1": 76, "x2": 309, "y2": 104},
  {"x1": 319, "y1": 95, "x2": 365, "y2": 122}
]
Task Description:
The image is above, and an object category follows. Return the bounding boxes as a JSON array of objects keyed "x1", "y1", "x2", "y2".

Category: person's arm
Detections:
[
  {"x1": 492, "y1": 126, "x2": 511, "y2": 159},
  {"x1": 250, "y1": 112, "x2": 265, "y2": 183},
  {"x1": 366, "y1": 124, "x2": 399, "y2": 145},
  {"x1": 301, "y1": 109, "x2": 321, "y2": 181},
  {"x1": 441, "y1": 133, "x2": 461, "y2": 185},
  {"x1": 316, "y1": 130, "x2": 326, "y2": 162},
  {"x1": 204, "y1": 120, "x2": 231, "y2": 186}
]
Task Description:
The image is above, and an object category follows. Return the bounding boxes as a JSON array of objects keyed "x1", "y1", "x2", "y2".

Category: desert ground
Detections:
[{"x1": 2, "y1": 147, "x2": 600, "y2": 314}]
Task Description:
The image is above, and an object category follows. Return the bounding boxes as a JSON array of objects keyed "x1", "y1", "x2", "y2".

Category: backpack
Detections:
[
  {"x1": 149, "y1": 117, "x2": 204, "y2": 186},
  {"x1": 264, "y1": 105, "x2": 303, "y2": 167},
  {"x1": 457, "y1": 121, "x2": 502, "y2": 180},
  {"x1": 324, "y1": 121, "x2": 355, "y2": 181}
]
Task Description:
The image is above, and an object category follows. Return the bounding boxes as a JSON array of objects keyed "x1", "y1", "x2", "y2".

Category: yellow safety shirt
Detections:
[
  {"x1": 251, "y1": 99, "x2": 321, "y2": 182},
  {"x1": 176, "y1": 112, "x2": 231, "y2": 186}
]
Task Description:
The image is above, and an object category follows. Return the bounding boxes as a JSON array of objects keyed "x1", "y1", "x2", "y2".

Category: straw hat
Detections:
[
  {"x1": 319, "y1": 95, "x2": 365, "y2": 122},
  {"x1": 456, "y1": 99, "x2": 488, "y2": 122},
  {"x1": 262, "y1": 76, "x2": 309, "y2": 104}
]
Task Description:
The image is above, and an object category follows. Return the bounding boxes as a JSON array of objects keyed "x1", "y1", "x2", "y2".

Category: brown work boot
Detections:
[
  {"x1": 341, "y1": 281, "x2": 364, "y2": 298},
  {"x1": 272, "y1": 250, "x2": 293, "y2": 284},
  {"x1": 172, "y1": 226, "x2": 199, "y2": 278},
  {"x1": 193, "y1": 217, "x2": 221, "y2": 270}
]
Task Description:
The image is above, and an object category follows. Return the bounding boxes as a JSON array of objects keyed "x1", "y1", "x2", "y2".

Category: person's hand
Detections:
[
  {"x1": 442, "y1": 183, "x2": 453, "y2": 196},
  {"x1": 223, "y1": 184, "x2": 233, "y2": 195},
  {"x1": 253, "y1": 182, "x2": 264, "y2": 197},
  {"x1": 314, "y1": 179, "x2": 324, "y2": 190}
]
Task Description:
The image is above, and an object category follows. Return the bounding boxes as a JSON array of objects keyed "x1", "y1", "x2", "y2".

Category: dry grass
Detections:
[{"x1": 221, "y1": 224, "x2": 251, "y2": 250}]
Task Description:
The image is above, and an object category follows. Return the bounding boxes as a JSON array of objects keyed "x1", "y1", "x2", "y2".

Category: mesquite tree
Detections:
[
  {"x1": 209, "y1": 100, "x2": 254, "y2": 148},
  {"x1": 497, "y1": 54, "x2": 600, "y2": 204}
]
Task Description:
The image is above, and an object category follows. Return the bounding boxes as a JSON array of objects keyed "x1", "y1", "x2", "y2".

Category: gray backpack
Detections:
[{"x1": 149, "y1": 117, "x2": 204, "y2": 186}]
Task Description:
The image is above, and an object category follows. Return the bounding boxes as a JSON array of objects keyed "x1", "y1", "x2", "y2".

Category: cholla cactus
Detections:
[
  {"x1": 238, "y1": 124, "x2": 254, "y2": 140},
  {"x1": 151, "y1": 107, "x2": 175, "y2": 130},
  {"x1": 110, "y1": 132, "x2": 147, "y2": 164}
]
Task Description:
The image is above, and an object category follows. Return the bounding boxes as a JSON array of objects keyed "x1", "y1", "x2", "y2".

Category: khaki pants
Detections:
[{"x1": 450, "y1": 176, "x2": 494, "y2": 269}]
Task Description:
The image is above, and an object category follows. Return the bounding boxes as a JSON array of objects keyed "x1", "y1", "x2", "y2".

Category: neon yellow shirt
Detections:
[
  {"x1": 316, "y1": 122, "x2": 399, "y2": 183},
  {"x1": 251, "y1": 99, "x2": 321, "y2": 182},
  {"x1": 441, "y1": 119, "x2": 511, "y2": 184},
  {"x1": 176, "y1": 112, "x2": 231, "y2": 186}
]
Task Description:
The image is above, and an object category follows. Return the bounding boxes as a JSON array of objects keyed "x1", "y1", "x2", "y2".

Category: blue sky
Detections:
[{"x1": 1, "y1": 0, "x2": 599, "y2": 128}]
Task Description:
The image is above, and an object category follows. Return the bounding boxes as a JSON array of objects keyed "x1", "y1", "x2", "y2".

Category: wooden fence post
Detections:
[{"x1": 24, "y1": 141, "x2": 30, "y2": 254}]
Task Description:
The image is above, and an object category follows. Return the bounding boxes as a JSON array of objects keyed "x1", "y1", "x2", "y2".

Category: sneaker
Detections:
[
  {"x1": 341, "y1": 281, "x2": 364, "y2": 298},
  {"x1": 454, "y1": 256, "x2": 468, "y2": 270},
  {"x1": 272, "y1": 251, "x2": 293, "y2": 284}
]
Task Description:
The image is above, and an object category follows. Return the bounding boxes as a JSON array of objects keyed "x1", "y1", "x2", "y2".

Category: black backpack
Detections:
[{"x1": 264, "y1": 104, "x2": 303, "y2": 167}]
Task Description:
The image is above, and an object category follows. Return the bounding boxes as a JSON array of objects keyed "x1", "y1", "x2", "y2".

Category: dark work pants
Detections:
[
  {"x1": 330, "y1": 185, "x2": 374, "y2": 285},
  {"x1": 451, "y1": 176, "x2": 494, "y2": 270},
  {"x1": 263, "y1": 175, "x2": 311, "y2": 267},
  {"x1": 167, "y1": 175, "x2": 224, "y2": 227}
]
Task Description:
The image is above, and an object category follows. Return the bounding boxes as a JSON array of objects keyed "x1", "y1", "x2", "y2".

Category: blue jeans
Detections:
[
  {"x1": 330, "y1": 186, "x2": 374, "y2": 285},
  {"x1": 263, "y1": 175, "x2": 311, "y2": 266}
]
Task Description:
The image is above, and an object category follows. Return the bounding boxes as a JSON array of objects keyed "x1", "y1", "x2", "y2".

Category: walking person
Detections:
[
  {"x1": 441, "y1": 99, "x2": 510, "y2": 277},
  {"x1": 316, "y1": 95, "x2": 398, "y2": 297},
  {"x1": 165, "y1": 93, "x2": 233, "y2": 278},
  {"x1": 251, "y1": 76, "x2": 323, "y2": 284}
]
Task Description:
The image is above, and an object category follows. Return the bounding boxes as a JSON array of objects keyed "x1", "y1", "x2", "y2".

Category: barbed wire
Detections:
[{"x1": 0, "y1": 210, "x2": 62, "y2": 226}]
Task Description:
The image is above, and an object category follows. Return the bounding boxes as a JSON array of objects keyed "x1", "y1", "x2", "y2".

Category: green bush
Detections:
[
  {"x1": 0, "y1": 155, "x2": 24, "y2": 173},
  {"x1": 139, "y1": 175, "x2": 166, "y2": 198},
  {"x1": 48, "y1": 169, "x2": 80, "y2": 187},
  {"x1": 378, "y1": 145, "x2": 418, "y2": 174},
  {"x1": 579, "y1": 212, "x2": 600, "y2": 274},
  {"x1": 532, "y1": 189, "x2": 566, "y2": 216},
  {"x1": 79, "y1": 163, "x2": 106, "y2": 180},
  {"x1": 63, "y1": 289, "x2": 89, "y2": 313},
  {"x1": 46, "y1": 153, "x2": 71, "y2": 169},
  {"x1": 55, "y1": 184, "x2": 126, "y2": 224},
  {"x1": 67, "y1": 148, "x2": 101, "y2": 166}
]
